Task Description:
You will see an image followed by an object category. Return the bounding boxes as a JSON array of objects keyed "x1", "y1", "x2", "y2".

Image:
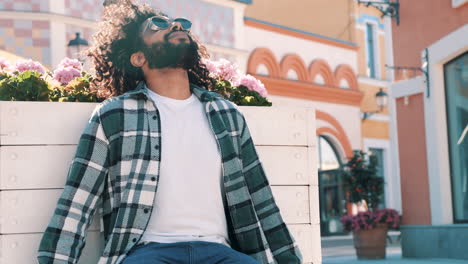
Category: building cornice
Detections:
[{"x1": 244, "y1": 16, "x2": 358, "y2": 51}]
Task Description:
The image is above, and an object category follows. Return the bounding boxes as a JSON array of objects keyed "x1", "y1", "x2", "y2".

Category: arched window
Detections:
[
  {"x1": 317, "y1": 135, "x2": 346, "y2": 236},
  {"x1": 317, "y1": 136, "x2": 341, "y2": 171}
]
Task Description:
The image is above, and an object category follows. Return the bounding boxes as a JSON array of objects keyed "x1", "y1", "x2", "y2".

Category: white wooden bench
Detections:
[{"x1": 0, "y1": 101, "x2": 321, "y2": 264}]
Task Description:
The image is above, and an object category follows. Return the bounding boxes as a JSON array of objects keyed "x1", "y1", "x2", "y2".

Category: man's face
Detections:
[{"x1": 138, "y1": 15, "x2": 199, "y2": 69}]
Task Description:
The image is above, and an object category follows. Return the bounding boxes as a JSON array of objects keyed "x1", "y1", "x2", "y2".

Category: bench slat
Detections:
[
  {"x1": 0, "y1": 224, "x2": 314, "y2": 264},
  {"x1": 0, "y1": 102, "x2": 315, "y2": 146},
  {"x1": 0, "y1": 187, "x2": 309, "y2": 234},
  {"x1": 0, "y1": 145, "x2": 314, "y2": 189}
]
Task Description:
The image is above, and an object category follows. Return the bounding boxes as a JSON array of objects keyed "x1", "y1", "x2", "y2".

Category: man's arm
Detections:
[
  {"x1": 36, "y1": 103, "x2": 110, "y2": 264},
  {"x1": 238, "y1": 112, "x2": 303, "y2": 264}
]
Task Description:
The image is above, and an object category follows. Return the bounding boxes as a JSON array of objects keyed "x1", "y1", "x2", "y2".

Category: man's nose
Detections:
[{"x1": 169, "y1": 20, "x2": 183, "y2": 31}]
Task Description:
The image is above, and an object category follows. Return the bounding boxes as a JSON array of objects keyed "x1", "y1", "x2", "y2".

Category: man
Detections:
[{"x1": 37, "y1": 1, "x2": 302, "y2": 263}]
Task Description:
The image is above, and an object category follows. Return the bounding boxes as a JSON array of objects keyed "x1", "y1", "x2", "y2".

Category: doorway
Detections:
[{"x1": 317, "y1": 136, "x2": 347, "y2": 236}]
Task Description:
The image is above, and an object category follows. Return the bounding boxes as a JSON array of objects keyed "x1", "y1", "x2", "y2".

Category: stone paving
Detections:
[{"x1": 321, "y1": 233, "x2": 468, "y2": 264}]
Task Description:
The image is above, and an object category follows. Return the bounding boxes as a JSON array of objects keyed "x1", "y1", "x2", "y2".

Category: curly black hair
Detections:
[{"x1": 86, "y1": 0, "x2": 215, "y2": 99}]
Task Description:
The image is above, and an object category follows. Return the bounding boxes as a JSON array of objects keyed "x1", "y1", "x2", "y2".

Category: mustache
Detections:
[{"x1": 164, "y1": 30, "x2": 191, "y2": 42}]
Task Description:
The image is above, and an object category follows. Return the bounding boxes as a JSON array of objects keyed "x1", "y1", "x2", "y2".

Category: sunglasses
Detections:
[{"x1": 141, "y1": 16, "x2": 192, "y2": 34}]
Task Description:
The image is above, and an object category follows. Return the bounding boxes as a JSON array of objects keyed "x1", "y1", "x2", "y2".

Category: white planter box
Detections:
[{"x1": 0, "y1": 101, "x2": 321, "y2": 264}]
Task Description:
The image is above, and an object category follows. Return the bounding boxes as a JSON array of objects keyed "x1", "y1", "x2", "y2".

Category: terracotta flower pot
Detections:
[{"x1": 352, "y1": 225, "x2": 388, "y2": 259}]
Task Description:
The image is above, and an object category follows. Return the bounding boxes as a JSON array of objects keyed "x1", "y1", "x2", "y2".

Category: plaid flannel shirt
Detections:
[{"x1": 37, "y1": 82, "x2": 303, "y2": 264}]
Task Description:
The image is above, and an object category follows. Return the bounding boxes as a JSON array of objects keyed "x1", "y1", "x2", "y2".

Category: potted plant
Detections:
[{"x1": 339, "y1": 150, "x2": 401, "y2": 259}]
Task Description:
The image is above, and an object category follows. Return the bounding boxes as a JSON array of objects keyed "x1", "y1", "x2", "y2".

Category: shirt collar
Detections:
[{"x1": 125, "y1": 81, "x2": 220, "y2": 102}]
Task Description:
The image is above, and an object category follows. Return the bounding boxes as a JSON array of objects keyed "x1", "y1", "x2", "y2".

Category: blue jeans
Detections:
[{"x1": 121, "y1": 241, "x2": 261, "y2": 264}]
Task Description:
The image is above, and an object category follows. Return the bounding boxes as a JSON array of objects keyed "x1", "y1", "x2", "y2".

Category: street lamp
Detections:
[
  {"x1": 67, "y1": 32, "x2": 89, "y2": 60},
  {"x1": 362, "y1": 88, "x2": 388, "y2": 120},
  {"x1": 357, "y1": 0, "x2": 400, "y2": 25}
]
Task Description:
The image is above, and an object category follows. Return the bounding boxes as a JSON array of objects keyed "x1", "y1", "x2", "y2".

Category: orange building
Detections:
[
  {"x1": 389, "y1": 0, "x2": 468, "y2": 260},
  {"x1": 244, "y1": 0, "x2": 400, "y2": 237}
]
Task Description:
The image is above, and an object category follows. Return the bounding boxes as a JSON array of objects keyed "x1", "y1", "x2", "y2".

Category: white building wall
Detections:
[
  {"x1": 244, "y1": 26, "x2": 358, "y2": 73},
  {"x1": 268, "y1": 95, "x2": 362, "y2": 161}
]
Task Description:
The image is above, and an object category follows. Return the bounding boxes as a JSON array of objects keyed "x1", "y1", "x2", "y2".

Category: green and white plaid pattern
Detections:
[{"x1": 37, "y1": 82, "x2": 303, "y2": 264}]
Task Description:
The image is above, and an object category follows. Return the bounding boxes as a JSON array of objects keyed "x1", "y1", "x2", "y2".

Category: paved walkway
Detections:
[
  {"x1": 324, "y1": 255, "x2": 468, "y2": 264},
  {"x1": 321, "y1": 232, "x2": 468, "y2": 264}
]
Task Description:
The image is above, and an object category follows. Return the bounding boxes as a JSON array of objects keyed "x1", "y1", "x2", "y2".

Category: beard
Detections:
[{"x1": 141, "y1": 33, "x2": 199, "y2": 70}]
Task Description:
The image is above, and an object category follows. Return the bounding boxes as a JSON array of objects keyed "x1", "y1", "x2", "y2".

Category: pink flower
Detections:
[
  {"x1": 14, "y1": 59, "x2": 46, "y2": 74},
  {"x1": 340, "y1": 208, "x2": 401, "y2": 232},
  {"x1": 53, "y1": 66, "x2": 81, "y2": 85},
  {"x1": 234, "y1": 74, "x2": 268, "y2": 97},
  {"x1": 201, "y1": 58, "x2": 220, "y2": 76},
  {"x1": 58, "y1": 57, "x2": 82, "y2": 71},
  {"x1": 216, "y1": 58, "x2": 241, "y2": 82},
  {"x1": 202, "y1": 58, "x2": 241, "y2": 82},
  {"x1": 0, "y1": 57, "x2": 12, "y2": 73}
]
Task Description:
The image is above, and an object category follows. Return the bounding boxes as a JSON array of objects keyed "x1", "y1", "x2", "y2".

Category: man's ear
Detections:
[{"x1": 130, "y1": 51, "x2": 146, "y2": 67}]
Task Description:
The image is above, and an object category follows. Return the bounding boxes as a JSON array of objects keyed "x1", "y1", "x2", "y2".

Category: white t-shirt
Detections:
[{"x1": 139, "y1": 86, "x2": 230, "y2": 247}]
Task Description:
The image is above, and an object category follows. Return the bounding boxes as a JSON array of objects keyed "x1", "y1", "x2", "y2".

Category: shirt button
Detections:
[
  {"x1": 132, "y1": 238, "x2": 137, "y2": 243},
  {"x1": 144, "y1": 208, "x2": 149, "y2": 214},
  {"x1": 151, "y1": 177, "x2": 156, "y2": 181},
  {"x1": 154, "y1": 145, "x2": 159, "y2": 149},
  {"x1": 153, "y1": 116, "x2": 157, "y2": 120}
]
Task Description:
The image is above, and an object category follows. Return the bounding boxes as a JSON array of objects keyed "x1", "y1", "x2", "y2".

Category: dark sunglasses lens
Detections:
[
  {"x1": 174, "y1": 18, "x2": 192, "y2": 30},
  {"x1": 151, "y1": 17, "x2": 170, "y2": 29}
]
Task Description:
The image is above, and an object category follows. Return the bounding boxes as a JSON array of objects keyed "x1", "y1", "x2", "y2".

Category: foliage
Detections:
[
  {"x1": 0, "y1": 57, "x2": 106, "y2": 102},
  {"x1": 342, "y1": 150, "x2": 384, "y2": 210},
  {"x1": 211, "y1": 79, "x2": 272, "y2": 106},
  {"x1": 0, "y1": 70, "x2": 50, "y2": 101},
  {"x1": 49, "y1": 74, "x2": 105, "y2": 102},
  {"x1": 0, "y1": 57, "x2": 271, "y2": 106},
  {"x1": 340, "y1": 208, "x2": 401, "y2": 231}
]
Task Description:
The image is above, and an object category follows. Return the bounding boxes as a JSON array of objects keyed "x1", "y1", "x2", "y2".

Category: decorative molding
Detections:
[
  {"x1": 355, "y1": 13, "x2": 385, "y2": 29},
  {"x1": 244, "y1": 17, "x2": 358, "y2": 51},
  {"x1": 280, "y1": 54, "x2": 309, "y2": 81},
  {"x1": 316, "y1": 110, "x2": 354, "y2": 159},
  {"x1": 309, "y1": 59, "x2": 336, "y2": 87},
  {"x1": 247, "y1": 48, "x2": 281, "y2": 77},
  {"x1": 247, "y1": 47, "x2": 363, "y2": 106},
  {"x1": 256, "y1": 75, "x2": 363, "y2": 107},
  {"x1": 335, "y1": 64, "x2": 359, "y2": 91}
]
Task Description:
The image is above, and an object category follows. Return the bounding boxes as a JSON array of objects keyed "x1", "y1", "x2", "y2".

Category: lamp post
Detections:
[
  {"x1": 357, "y1": 0, "x2": 400, "y2": 25},
  {"x1": 362, "y1": 88, "x2": 388, "y2": 120},
  {"x1": 67, "y1": 32, "x2": 89, "y2": 61}
]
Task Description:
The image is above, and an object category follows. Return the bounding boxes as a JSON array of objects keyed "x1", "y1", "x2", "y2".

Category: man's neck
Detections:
[{"x1": 144, "y1": 68, "x2": 191, "y2": 100}]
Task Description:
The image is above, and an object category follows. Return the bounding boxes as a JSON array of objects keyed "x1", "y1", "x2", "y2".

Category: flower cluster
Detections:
[
  {"x1": 14, "y1": 59, "x2": 46, "y2": 75},
  {"x1": 58, "y1": 57, "x2": 83, "y2": 71},
  {"x1": 52, "y1": 57, "x2": 83, "y2": 85},
  {"x1": 0, "y1": 57, "x2": 102, "y2": 102},
  {"x1": 203, "y1": 58, "x2": 239, "y2": 83},
  {"x1": 201, "y1": 58, "x2": 270, "y2": 106},
  {"x1": 340, "y1": 209, "x2": 401, "y2": 232},
  {"x1": 0, "y1": 57, "x2": 13, "y2": 73},
  {"x1": 234, "y1": 74, "x2": 268, "y2": 97},
  {"x1": 1, "y1": 56, "x2": 270, "y2": 106}
]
